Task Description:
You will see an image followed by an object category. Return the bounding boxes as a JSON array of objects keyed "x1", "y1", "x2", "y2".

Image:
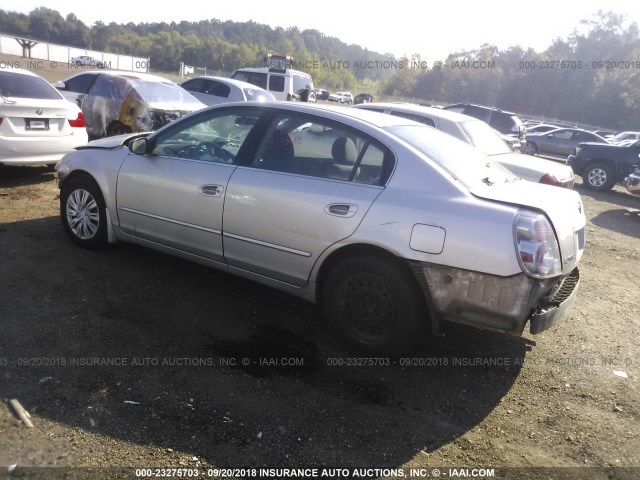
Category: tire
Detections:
[
  {"x1": 582, "y1": 162, "x2": 616, "y2": 191},
  {"x1": 60, "y1": 175, "x2": 109, "y2": 249},
  {"x1": 107, "y1": 122, "x2": 131, "y2": 137},
  {"x1": 322, "y1": 255, "x2": 427, "y2": 355},
  {"x1": 307, "y1": 92, "x2": 316, "y2": 103},
  {"x1": 75, "y1": 61, "x2": 82, "y2": 67},
  {"x1": 526, "y1": 142, "x2": 538, "y2": 155}
]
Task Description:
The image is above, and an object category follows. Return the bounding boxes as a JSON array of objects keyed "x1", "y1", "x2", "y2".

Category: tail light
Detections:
[
  {"x1": 68, "y1": 112, "x2": 86, "y2": 128},
  {"x1": 539, "y1": 173, "x2": 564, "y2": 187},
  {"x1": 514, "y1": 210, "x2": 561, "y2": 278}
]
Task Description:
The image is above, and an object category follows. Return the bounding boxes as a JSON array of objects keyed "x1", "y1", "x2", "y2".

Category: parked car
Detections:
[
  {"x1": 231, "y1": 67, "x2": 315, "y2": 102},
  {"x1": 496, "y1": 130, "x2": 523, "y2": 153},
  {"x1": 525, "y1": 128, "x2": 608, "y2": 158},
  {"x1": 526, "y1": 124, "x2": 558, "y2": 134},
  {"x1": 180, "y1": 76, "x2": 275, "y2": 106},
  {"x1": 566, "y1": 140, "x2": 640, "y2": 191},
  {"x1": 70, "y1": 55, "x2": 105, "y2": 68},
  {"x1": 625, "y1": 168, "x2": 640, "y2": 196},
  {"x1": 354, "y1": 103, "x2": 575, "y2": 188},
  {"x1": 443, "y1": 103, "x2": 525, "y2": 140},
  {"x1": 328, "y1": 92, "x2": 353, "y2": 104},
  {"x1": 593, "y1": 129, "x2": 617, "y2": 138},
  {"x1": 606, "y1": 131, "x2": 640, "y2": 144},
  {"x1": 56, "y1": 102, "x2": 584, "y2": 354},
  {"x1": 0, "y1": 68, "x2": 88, "y2": 167},
  {"x1": 54, "y1": 71, "x2": 205, "y2": 138},
  {"x1": 354, "y1": 93, "x2": 374, "y2": 105},
  {"x1": 314, "y1": 89, "x2": 329, "y2": 101}
]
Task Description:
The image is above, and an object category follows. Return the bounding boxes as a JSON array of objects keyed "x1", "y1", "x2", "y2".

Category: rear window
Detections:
[
  {"x1": 388, "y1": 125, "x2": 516, "y2": 188},
  {"x1": 0, "y1": 71, "x2": 62, "y2": 100},
  {"x1": 232, "y1": 71, "x2": 268, "y2": 90}
]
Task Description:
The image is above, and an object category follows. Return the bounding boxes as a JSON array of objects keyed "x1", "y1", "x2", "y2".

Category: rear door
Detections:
[{"x1": 223, "y1": 111, "x2": 393, "y2": 286}]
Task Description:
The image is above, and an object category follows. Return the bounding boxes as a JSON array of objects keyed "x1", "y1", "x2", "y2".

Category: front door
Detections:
[{"x1": 116, "y1": 107, "x2": 262, "y2": 263}]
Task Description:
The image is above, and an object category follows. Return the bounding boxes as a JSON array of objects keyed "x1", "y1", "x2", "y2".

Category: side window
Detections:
[
  {"x1": 389, "y1": 111, "x2": 435, "y2": 127},
  {"x1": 292, "y1": 74, "x2": 311, "y2": 92},
  {"x1": 64, "y1": 74, "x2": 97, "y2": 93},
  {"x1": 205, "y1": 81, "x2": 231, "y2": 98},
  {"x1": 181, "y1": 78, "x2": 206, "y2": 93},
  {"x1": 269, "y1": 75, "x2": 285, "y2": 93},
  {"x1": 249, "y1": 113, "x2": 392, "y2": 185},
  {"x1": 553, "y1": 130, "x2": 573, "y2": 140},
  {"x1": 151, "y1": 109, "x2": 260, "y2": 164},
  {"x1": 573, "y1": 132, "x2": 592, "y2": 142}
]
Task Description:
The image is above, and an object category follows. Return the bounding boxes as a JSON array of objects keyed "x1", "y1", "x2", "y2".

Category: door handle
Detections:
[
  {"x1": 199, "y1": 185, "x2": 223, "y2": 197},
  {"x1": 325, "y1": 203, "x2": 358, "y2": 218}
]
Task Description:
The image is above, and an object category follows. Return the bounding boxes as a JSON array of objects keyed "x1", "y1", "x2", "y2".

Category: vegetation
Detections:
[
  {"x1": 0, "y1": 7, "x2": 395, "y2": 92},
  {"x1": 1, "y1": 8, "x2": 638, "y2": 128},
  {"x1": 383, "y1": 12, "x2": 640, "y2": 129}
]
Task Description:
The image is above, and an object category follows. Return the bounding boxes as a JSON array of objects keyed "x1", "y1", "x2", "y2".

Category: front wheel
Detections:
[
  {"x1": 525, "y1": 142, "x2": 538, "y2": 155},
  {"x1": 322, "y1": 255, "x2": 427, "y2": 355},
  {"x1": 60, "y1": 175, "x2": 108, "y2": 249},
  {"x1": 582, "y1": 162, "x2": 616, "y2": 191}
]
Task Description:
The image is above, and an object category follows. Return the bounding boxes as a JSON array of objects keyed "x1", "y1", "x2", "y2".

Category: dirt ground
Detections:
[{"x1": 0, "y1": 162, "x2": 639, "y2": 480}]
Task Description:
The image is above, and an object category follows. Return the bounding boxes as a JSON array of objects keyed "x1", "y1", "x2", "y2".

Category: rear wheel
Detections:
[
  {"x1": 60, "y1": 175, "x2": 108, "y2": 249},
  {"x1": 526, "y1": 142, "x2": 538, "y2": 155},
  {"x1": 322, "y1": 255, "x2": 427, "y2": 355},
  {"x1": 582, "y1": 162, "x2": 616, "y2": 191}
]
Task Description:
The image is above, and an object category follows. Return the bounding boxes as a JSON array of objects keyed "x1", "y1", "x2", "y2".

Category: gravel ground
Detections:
[{"x1": 0, "y1": 164, "x2": 639, "y2": 480}]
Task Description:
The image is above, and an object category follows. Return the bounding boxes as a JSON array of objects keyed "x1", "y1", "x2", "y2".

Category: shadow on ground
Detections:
[{"x1": 0, "y1": 215, "x2": 531, "y2": 469}]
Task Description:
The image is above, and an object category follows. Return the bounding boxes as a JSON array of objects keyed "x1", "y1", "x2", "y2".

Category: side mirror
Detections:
[
  {"x1": 547, "y1": 134, "x2": 554, "y2": 138},
  {"x1": 129, "y1": 137, "x2": 149, "y2": 155},
  {"x1": 52, "y1": 81, "x2": 66, "y2": 89}
]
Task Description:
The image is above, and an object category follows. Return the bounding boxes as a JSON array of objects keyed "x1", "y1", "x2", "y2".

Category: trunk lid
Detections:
[{"x1": 471, "y1": 180, "x2": 586, "y2": 274}]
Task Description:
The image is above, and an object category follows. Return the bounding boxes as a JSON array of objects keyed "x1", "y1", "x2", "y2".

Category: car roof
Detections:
[
  {"x1": 0, "y1": 67, "x2": 42, "y2": 78},
  {"x1": 183, "y1": 76, "x2": 268, "y2": 91},
  {"x1": 356, "y1": 102, "x2": 477, "y2": 124},
  {"x1": 223, "y1": 101, "x2": 422, "y2": 128},
  {"x1": 446, "y1": 102, "x2": 519, "y2": 116},
  {"x1": 63, "y1": 70, "x2": 173, "y2": 83},
  {"x1": 233, "y1": 67, "x2": 310, "y2": 77}
]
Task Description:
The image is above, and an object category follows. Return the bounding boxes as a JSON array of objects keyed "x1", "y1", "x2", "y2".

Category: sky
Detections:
[{"x1": 2, "y1": 0, "x2": 640, "y2": 61}]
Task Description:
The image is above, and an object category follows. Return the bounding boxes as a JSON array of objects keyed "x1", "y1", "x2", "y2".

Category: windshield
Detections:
[
  {"x1": 460, "y1": 120, "x2": 512, "y2": 155},
  {"x1": 131, "y1": 81, "x2": 202, "y2": 106},
  {"x1": 0, "y1": 71, "x2": 62, "y2": 100},
  {"x1": 388, "y1": 125, "x2": 516, "y2": 188}
]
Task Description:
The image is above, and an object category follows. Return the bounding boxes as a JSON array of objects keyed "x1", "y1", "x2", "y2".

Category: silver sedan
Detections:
[
  {"x1": 180, "y1": 76, "x2": 275, "y2": 106},
  {"x1": 57, "y1": 102, "x2": 585, "y2": 354}
]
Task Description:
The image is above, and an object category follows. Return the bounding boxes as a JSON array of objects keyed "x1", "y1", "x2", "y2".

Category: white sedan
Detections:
[
  {"x1": 180, "y1": 76, "x2": 275, "y2": 106},
  {"x1": 356, "y1": 103, "x2": 576, "y2": 188},
  {"x1": 0, "y1": 68, "x2": 88, "y2": 167},
  {"x1": 70, "y1": 55, "x2": 105, "y2": 68},
  {"x1": 328, "y1": 92, "x2": 353, "y2": 104},
  {"x1": 56, "y1": 102, "x2": 584, "y2": 354}
]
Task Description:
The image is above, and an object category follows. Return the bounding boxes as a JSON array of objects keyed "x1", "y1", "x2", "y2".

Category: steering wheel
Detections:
[{"x1": 197, "y1": 142, "x2": 234, "y2": 163}]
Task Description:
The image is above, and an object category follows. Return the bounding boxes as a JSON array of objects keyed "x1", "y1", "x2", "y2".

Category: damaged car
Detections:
[
  {"x1": 56, "y1": 103, "x2": 585, "y2": 355},
  {"x1": 54, "y1": 71, "x2": 205, "y2": 138}
]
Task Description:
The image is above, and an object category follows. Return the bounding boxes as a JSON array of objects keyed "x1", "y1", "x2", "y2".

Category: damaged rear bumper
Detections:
[{"x1": 410, "y1": 262, "x2": 580, "y2": 335}]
